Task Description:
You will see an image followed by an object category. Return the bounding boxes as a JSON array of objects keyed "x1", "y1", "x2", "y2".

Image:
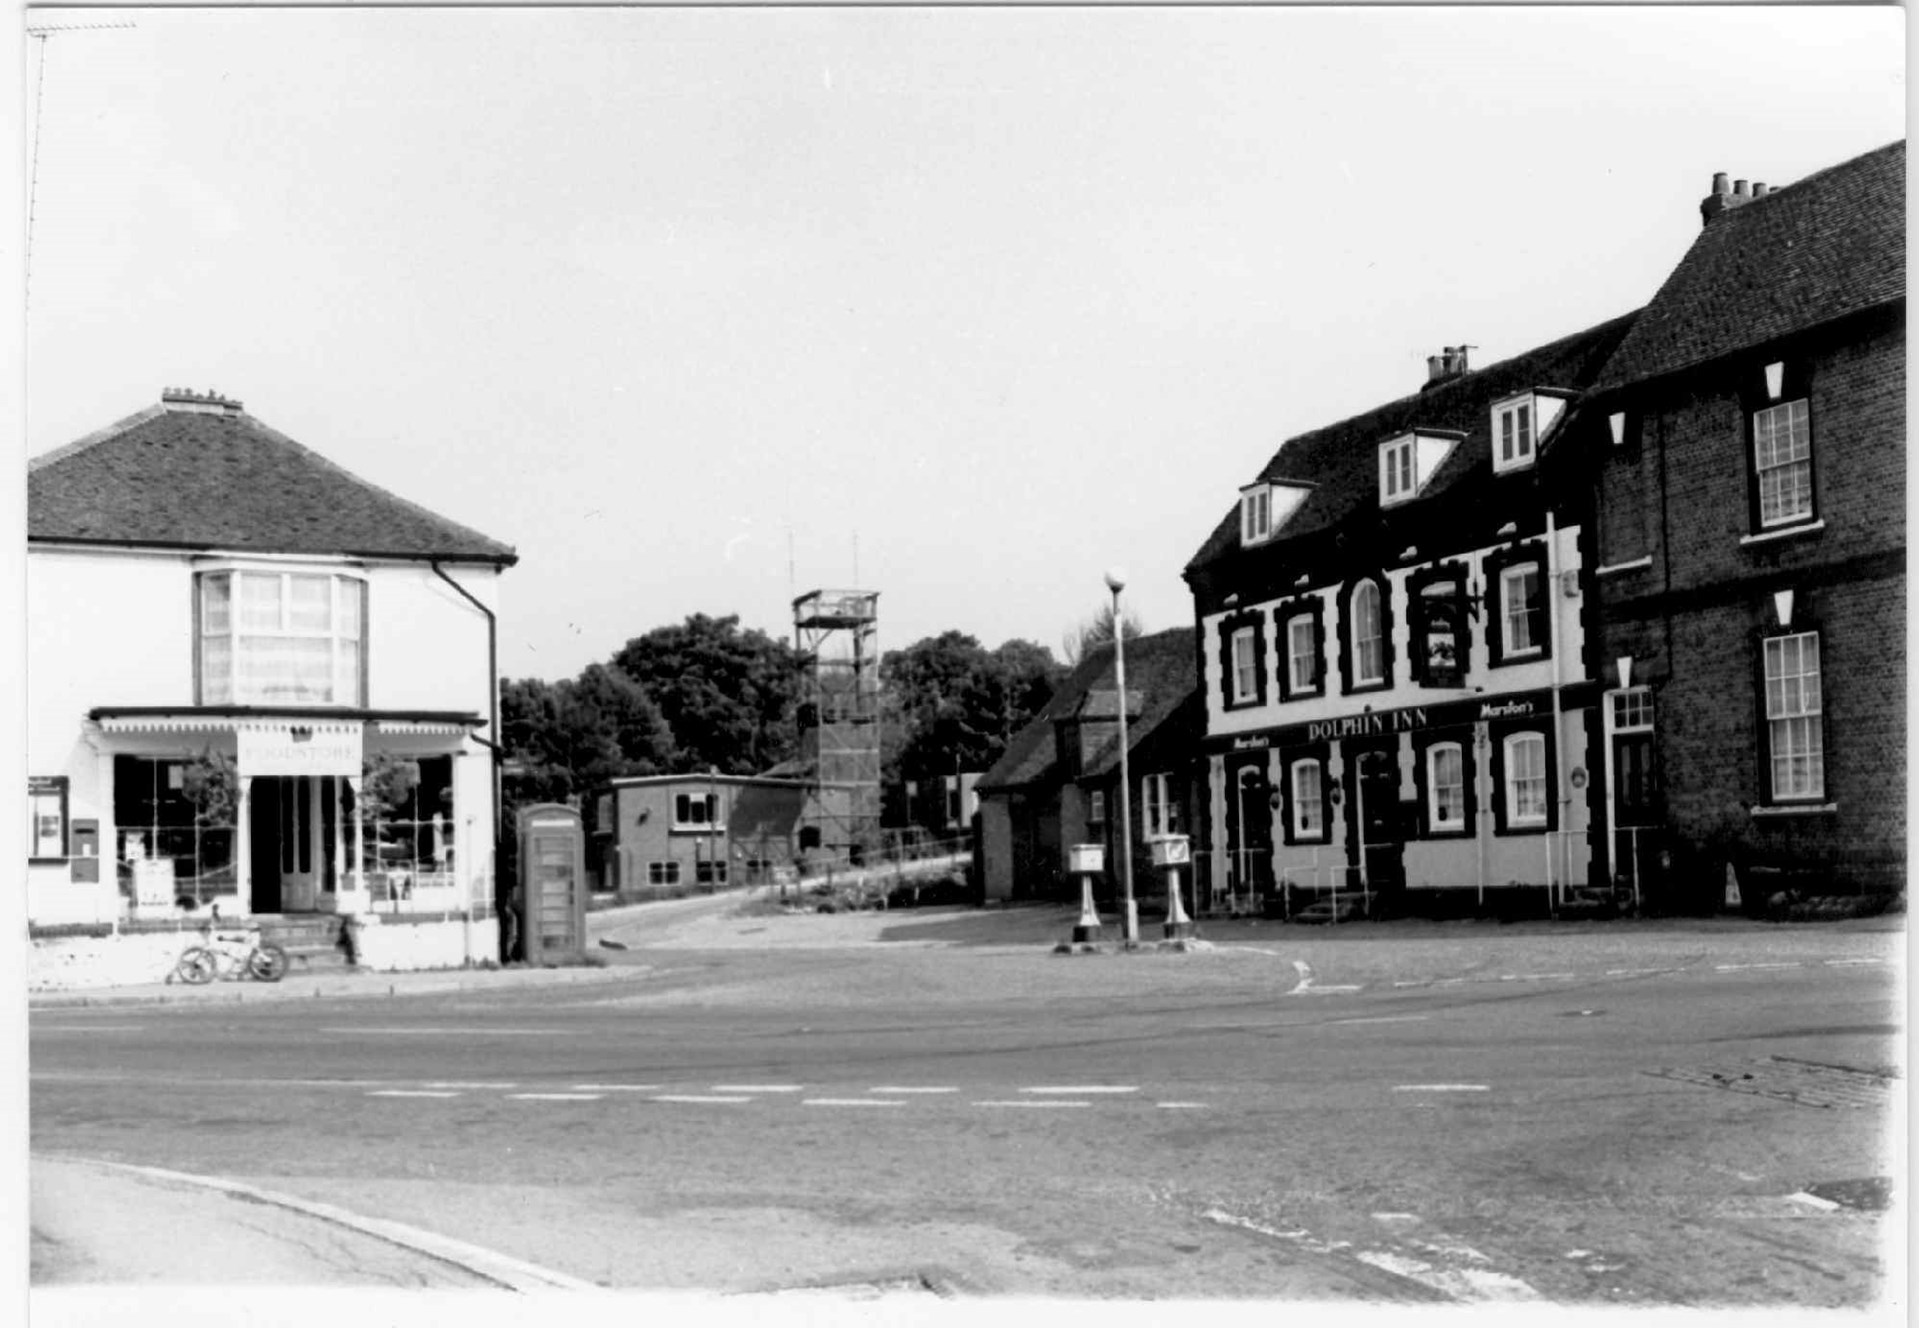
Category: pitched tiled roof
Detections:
[
  {"x1": 977, "y1": 626, "x2": 1197, "y2": 793},
  {"x1": 1593, "y1": 141, "x2": 1905, "y2": 393},
  {"x1": 29, "y1": 396, "x2": 517, "y2": 564},
  {"x1": 1184, "y1": 313, "x2": 1638, "y2": 578}
]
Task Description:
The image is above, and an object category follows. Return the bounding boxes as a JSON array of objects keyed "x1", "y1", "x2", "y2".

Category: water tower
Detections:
[{"x1": 792, "y1": 589, "x2": 881, "y2": 863}]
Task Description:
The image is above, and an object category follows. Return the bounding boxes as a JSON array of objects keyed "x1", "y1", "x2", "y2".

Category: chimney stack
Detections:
[
  {"x1": 1424, "y1": 345, "x2": 1473, "y2": 388},
  {"x1": 1701, "y1": 169, "x2": 1768, "y2": 226},
  {"x1": 160, "y1": 386, "x2": 244, "y2": 415}
]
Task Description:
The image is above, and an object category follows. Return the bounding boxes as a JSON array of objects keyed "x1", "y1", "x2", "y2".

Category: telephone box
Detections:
[{"x1": 517, "y1": 804, "x2": 586, "y2": 965}]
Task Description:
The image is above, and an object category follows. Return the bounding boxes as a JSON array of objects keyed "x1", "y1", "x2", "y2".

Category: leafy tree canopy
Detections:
[{"x1": 610, "y1": 614, "x2": 800, "y2": 776}]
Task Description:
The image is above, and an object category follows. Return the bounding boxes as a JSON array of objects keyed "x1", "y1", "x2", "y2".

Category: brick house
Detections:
[
  {"x1": 975, "y1": 628, "x2": 1200, "y2": 906},
  {"x1": 1563, "y1": 142, "x2": 1905, "y2": 908},
  {"x1": 1183, "y1": 321, "x2": 1637, "y2": 916},
  {"x1": 588, "y1": 772, "x2": 809, "y2": 897},
  {"x1": 27, "y1": 388, "x2": 515, "y2": 968}
]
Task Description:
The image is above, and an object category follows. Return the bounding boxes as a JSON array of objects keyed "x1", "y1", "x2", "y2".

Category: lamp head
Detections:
[{"x1": 1104, "y1": 567, "x2": 1127, "y2": 594}]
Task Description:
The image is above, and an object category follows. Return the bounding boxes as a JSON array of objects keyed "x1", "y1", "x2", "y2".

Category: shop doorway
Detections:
[{"x1": 247, "y1": 776, "x2": 339, "y2": 913}]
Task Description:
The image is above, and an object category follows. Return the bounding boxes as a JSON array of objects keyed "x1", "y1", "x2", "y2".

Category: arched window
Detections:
[
  {"x1": 1289, "y1": 760, "x2": 1324, "y2": 840},
  {"x1": 1351, "y1": 581, "x2": 1384, "y2": 685},
  {"x1": 1503, "y1": 733, "x2": 1548, "y2": 827}
]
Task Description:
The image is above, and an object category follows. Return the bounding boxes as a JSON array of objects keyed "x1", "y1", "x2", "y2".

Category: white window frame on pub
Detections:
[
  {"x1": 1763, "y1": 632, "x2": 1824, "y2": 801},
  {"x1": 1753, "y1": 398, "x2": 1814, "y2": 529},
  {"x1": 1289, "y1": 759, "x2": 1325, "y2": 841},
  {"x1": 1230, "y1": 626, "x2": 1259, "y2": 704},
  {"x1": 1498, "y1": 564, "x2": 1544, "y2": 659},
  {"x1": 1379, "y1": 436, "x2": 1416, "y2": 506},
  {"x1": 197, "y1": 568, "x2": 368, "y2": 707},
  {"x1": 1350, "y1": 582, "x2": 1385, "y2": 686},
  {"x1": 1241, "y1": 485, "x2": 1272, "y2": 545},
  {"x1": 1502, "y1": 732, "x2": 1549, "y2": 828},
  {"x1": 1492, "y1": 396, "x2": 1535, "y2": 473},
  {"x1": 1286, "y1": 613, "x2": 1319, "y2": 696},
  {"x1": 1426, "y1": 742, "x2": 1466, "y2": 833}
]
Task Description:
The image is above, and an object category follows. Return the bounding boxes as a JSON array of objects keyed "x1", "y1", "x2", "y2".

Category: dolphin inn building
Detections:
[{"x1": 27, "y1": 389, "x2": 515, "y2": 966}]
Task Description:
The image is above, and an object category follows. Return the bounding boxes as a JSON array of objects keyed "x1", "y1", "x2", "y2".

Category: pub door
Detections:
[
  {"x1": 1224, "y1": 757, "x2": 1274, "y2": 912},
  {"x1": 1348, "y1": 747, "x2": 1406, "y2": 902}
]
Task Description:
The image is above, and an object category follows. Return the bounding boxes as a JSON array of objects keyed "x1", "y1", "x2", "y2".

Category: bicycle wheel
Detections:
[
  {"x1": 248, "y1": 944, "x2": 289, "y2": 983},
  {"x1": 175, "y1": 947, "x2": 218, "y2": 985}
]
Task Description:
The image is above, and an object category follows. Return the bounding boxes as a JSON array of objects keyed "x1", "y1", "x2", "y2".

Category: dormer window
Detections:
[
  {"x1": 1239, "y1": 481, "x2": 1311, "y2": 547},
  {"x1": 1378, "y1": 431, "x2": 1461, "y2": 507},
  {"x1": 1492, "y1": 391, "x2": 1570, "y2": 474}
]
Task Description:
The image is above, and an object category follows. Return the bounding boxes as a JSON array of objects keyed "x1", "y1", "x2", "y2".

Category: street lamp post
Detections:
[{"x1": 1106, "y1": 568, "x2": 1139, "y2": 947}]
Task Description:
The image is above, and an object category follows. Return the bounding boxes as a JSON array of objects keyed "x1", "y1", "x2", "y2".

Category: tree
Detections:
[
  {"x1": 499, "y1": 667, "x2": 674, "y2": 807},
  {"x1": 1061, "y1": 599, "x2": 1146, "y2": 666},
  {"x1": 610, "y1": 614, "x2": 800, "y2": 775}
]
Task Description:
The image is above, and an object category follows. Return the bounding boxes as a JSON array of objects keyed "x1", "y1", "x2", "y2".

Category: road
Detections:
[{"x1": 28, "y1": 895, "x2": 1905, "y2": 1306}]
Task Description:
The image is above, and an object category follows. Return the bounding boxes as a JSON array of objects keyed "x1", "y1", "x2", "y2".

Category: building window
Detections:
[
  {"x1": 1495, "y1": 400, "x2": 1534, "y2": 472},
  {"x1": 1282, "y1": 612, "x2": 1318, "y2": 696},
  {"x1": 1143, "y1": 773, "x2": 1180, "y2": 838},
  {"x1": 673, "y1": 792, "x2": 720, "y2": 828},
  {"x1": 28, "y1": 776, "x2": 68, "y2": 860},
  {"x1": 1289, "y1": 760, "x2": 1325, "y2": 841},
  {"x1": 1610, "y1": 687, "x2": 1654, "y2": 732},
  {"x1": 1350, "y1": 581, "x2": 1385, "y2": 686},
  {"x1": 1763, "y1": 633, "x2": 1824, "y2": 800},
  {"x1": 1241, "y1": 486, "x2": 1271, "y2": 545},
  {"x1": 1499, "y1": 566, "x2": 1543, "y2": 658},
  {"x1": 1753, "y1": 399, "x2": 1813, "y2": 528},
  {"x1": 1426, "y1": 743, "x2": 1466, "y2": 833},
  {"x1": 1413, "y1": 575, "x2": 1466, "y2": 686},
  {"x1": 1502, "y1": 733, "x2": 1549, "y2": 827},
  {"x1": 112, "y1": 757, "x2": 236, "y2": 901},
  {"x1": 695, "y1": 858, "x2": 729, "y2": 886},
  {"x1": 1088, "y1": 789, "x2": 1107, "y2": 827},
  {"x1": 197, "y1": 570, "x2": 366, "y2": 707},
  {"x1": 1231, "y1": 627, "x2": 1259, "y2": 704},
  {"x1": 1379, "y1": 437, "x2": 1416, "y2": 506},
  {"x1": 648, "y1": 860, "x2": 682, "y2": 885}
]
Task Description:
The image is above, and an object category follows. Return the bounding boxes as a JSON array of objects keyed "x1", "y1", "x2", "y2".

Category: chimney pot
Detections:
[
  {"x1": 1753, "y1": 181, "x2": 1768, "y2": 197},
  {"x1": 1734, "y1": 179, "x2": 1750, "y2": 198},
  {"x1": 1712, "y1": 172, "x2": 1730, "y2": 195}
]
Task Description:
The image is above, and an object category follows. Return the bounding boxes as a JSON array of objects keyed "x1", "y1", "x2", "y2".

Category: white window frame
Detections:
[
  {"x1": 1503, "y1": 732, "x2": 1549, "y2": 827},
  {"x1": 1241, "y1": 486, "x2": 1272, "y2": 545},
  {"x1": 1350, "y1": 582, "x2": 1385, "y2": 685},
  {"x1": 28, "y1": 777, "x2": 68, "y2": 860},
  {"x1": 197, "y1": 568, "x2": 368, "y2": 707},
  {"x1": 1286, "y1": 613, "x2": 1319, "y2": 695},
  {"x1": 1289, "y1": 760, "x2": 1324, "y2": 840},
  {"x1": 1493, "y1": 396, "x2": 1536, "y2": 473},
  {"x1": 1426, "y1": 742, "x2": 1466, "y2": 832},
  {"x1": 1142, "y1": 772, "x2": 1180, "y2": 838},
  {"x1": 1379, "y1": 437, "x2": 1416, "y2": 506},
  {"x1": 1763, "y1": 633, "x2": 1824, "y2": 801},
  {"x1": 1753, "y1": 398, "x2": 1813, "y2": 529},
  {"x1": 1230, "y1": 626, "x2": 1259, "y2": 704},
  {"x1": 1499, "y1": 565, "x2": 1543, "y2": 659}
]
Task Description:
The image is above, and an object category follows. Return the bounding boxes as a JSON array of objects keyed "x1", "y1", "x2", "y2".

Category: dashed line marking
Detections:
[
  {"x1": 1715, "y1": 962, "x2": 1802, "y2": 971},
  {"x1": 975, "y1": 1100, "x2": 1090, "y2": 1109},
  {"x1": 1155, "y1": 1101, "x2": 1208, "y2": 1110},
  {"x1": 424, "y1": 1081, "x2": 519, "y2": 1090},
  {"x1": 1331, "y1": 1015, "x2": 1431, "y2": 1026},
  {"x1": 1393, "y1": 1084, "x2": 1489, "y2": 1093},
  {"x1": 869, "y1": 1086, "x2": 958, "y2": 1094},
  {"x1": 1021, "y1": 1086, "x2": 1138, "y2": 1095},
  {"x1": 570, "y1": 1084, "x2": 660, "y2": 1092},
  {"x1": 1497, "y1": 972, "x2": 1575, "y2": 982},
  {"x1": 509, "y1": 1093, "x2": 602, "y2": 1102},
  {"x1": 804, "y1": 1098, "x2": 904, "y2": 1108},
  {"x1": 1824, "y1": 957, "x2": 1888, "y2": 966},
  {"x1": 1605, "y1": 967, "x2": 1668, "y2": 977},
  {"x1": 652, "y1": 1094, "x2": 753, "y2": 1105},
  {"x1": 1787, "y1": 1191, "x2": 1842, "y2": 1211},
  {"x1": 30, "y1": 1024, "x2": 146, "y2": 1032},
  {"x1": 368, "y1": 1090, "x2": 460, "y2": 1098},
  {"x1": 713, "y1": 1084, "x2": 803, "y2": 1093},
  {"x1": 330, "y1": 1028, "x2": 573, "y2": 1037}
]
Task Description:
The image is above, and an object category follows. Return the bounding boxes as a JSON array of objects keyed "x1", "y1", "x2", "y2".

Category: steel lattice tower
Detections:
[{"x1": 792, "y1": 589, "x2": 881, "y2": 863}]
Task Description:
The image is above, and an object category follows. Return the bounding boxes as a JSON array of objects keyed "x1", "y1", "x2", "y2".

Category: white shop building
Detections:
[{"x1": 26, "y1": 388, "x2": 515, "y2": 951}]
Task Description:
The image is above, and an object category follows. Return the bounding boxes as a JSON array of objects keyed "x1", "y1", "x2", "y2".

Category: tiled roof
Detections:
[
  {"x1": 977, "y1": 626, "x2": 1196, "y2": 793},
  {"x1": 1593, "y1": 141, "x2": 1905, "y2": 393},
  {"x1": 1184, "y1": 312, "x2": 1638, "y2": 577},
  {"x1": 29, "y1": 396, "x2": 517, "y2": 563}
]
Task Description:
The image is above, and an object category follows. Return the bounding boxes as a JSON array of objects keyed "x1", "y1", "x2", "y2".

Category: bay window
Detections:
[{"x1": 198, "y1": 570, "x2": 366, "y2": 706}]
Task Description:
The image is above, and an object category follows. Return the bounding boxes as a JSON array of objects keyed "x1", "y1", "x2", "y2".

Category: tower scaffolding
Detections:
[{"x1": 792, "y1": 589, "x2": 881, "y2": 865}]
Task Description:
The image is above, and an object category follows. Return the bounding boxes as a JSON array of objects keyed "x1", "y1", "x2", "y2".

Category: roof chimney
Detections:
[
  {"x1": 1700, "y1": 169, "x2": 1763, "y2": 226},
  {"x1": 161, "y1": 386, "x2": 244, "y2": 415},
  {"x1": 1423, "y1": 345, "x2": 1474, "y2": 389}
]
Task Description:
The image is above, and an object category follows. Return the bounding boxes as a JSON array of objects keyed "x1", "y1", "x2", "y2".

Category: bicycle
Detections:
[{"x1": 173, "y1": 916, "x2": 289, "y2": 984}]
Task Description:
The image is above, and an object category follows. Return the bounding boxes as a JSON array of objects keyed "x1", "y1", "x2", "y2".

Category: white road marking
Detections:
[
  {"x1": 712, "y1": 1084, "x2": 803, "y2": 1093},
  {"x1": 1605, "y1": 967, "x2": 1668, "y2": 977},
  {"x1": 1206, "y1": 1209, "x2": 1541, "y2": 1303},
  {"x1": 324, "y1": 1028, "x2": 574, "y2": 1037},
  {"x1": 1021, "y1": 1086, "x2": 1138, "y2": 1095},
  {"x1": 424, "y1": 1081, "x2": 519, "y2": 1090},
  {"x1": 1787, "y1": 1191, "x2": 1842, "y2": 1211},
  {"x1": 869, "y1": 1086, "x2": 958, "y2": 1094},
  {"x1": 975, "y1": 1100, "x2": 1090, "y2": 1109},
  {"x1": 31, "y1": 1025, "x2": 145, "y2": 1032},
  {"x1": 1289, "y1": 960, "x2": 1362, "y2": 995},
  {"x1": 1497, "y1": 972, "x2": 1575, "y2": 982},
  {"x1": 1331, "y1": 1015, "x2": 1431, "y2": 1026},
  {"x1": 571, "y1": 1084, "x2": 660, "y2": 1092},
  {"x1": 1155, "y1": 1102, "x2": 1208, "y2": 1110},
  {"x1": 1393, "y1": 1084, "x2": 1490, "y2": 1093},
  {"x1": 1824, "y1": 957, "x2": 1888, "y2": 966},
  {"x1": 1714, "y1": 962, "x2": 1802, "y2": 971},
  {"x1": 652, "y1": 1094, "x2": 753, "y2": 1104},
  {"x1": 804, "y1": 1098, "x2": 904, "y2": 1108},
  {"x1": 368, "y1": 1090, "x2": 461, "y2": 1098},
  {"x1": 509, "y1": 1092, "x2": 602, "y2": 1102}
]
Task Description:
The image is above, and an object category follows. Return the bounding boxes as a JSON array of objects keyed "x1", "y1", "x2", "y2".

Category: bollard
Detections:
[
  {"x1": 1071, "y1": 871, "x2": 1103, "y2": 944},
  {"x1": 1163, "y1": 865, "x2": 1193, "y2": 940}
]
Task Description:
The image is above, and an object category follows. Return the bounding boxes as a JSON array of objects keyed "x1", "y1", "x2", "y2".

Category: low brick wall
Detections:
[
  {"x1": 349, "y1": 912, "x2": 500, "y2": 972},
  {"x1": 28, "y1": 928, "x2": 191, "y2": 991}
]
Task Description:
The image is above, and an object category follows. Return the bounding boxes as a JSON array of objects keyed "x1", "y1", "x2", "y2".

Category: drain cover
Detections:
[{"x1": 1646, "y1": 1055, "x2": 1896, "y2": 1110}]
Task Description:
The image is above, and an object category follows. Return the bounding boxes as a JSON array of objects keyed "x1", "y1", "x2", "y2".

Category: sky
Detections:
[{"x1": 18, "y1": 3, "x2": 1908, "y2": 683}]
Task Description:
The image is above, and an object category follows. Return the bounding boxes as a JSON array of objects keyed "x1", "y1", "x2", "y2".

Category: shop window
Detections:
[
  {"x1": 113, "y1": 756, "x2": 236, "y2": 903},
  {"x1": 28, "y1": 776, "x2": 68, "y2": 860},
  {"x1": 353, "y1": 755, "x2": 455, "y2": 893},
  {"x1": 197, "y1": 570, "x2": 366, "y2": 706},
  {"x1": 1763, "y1": 632, "x2": 1824, "y2": 801}
]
